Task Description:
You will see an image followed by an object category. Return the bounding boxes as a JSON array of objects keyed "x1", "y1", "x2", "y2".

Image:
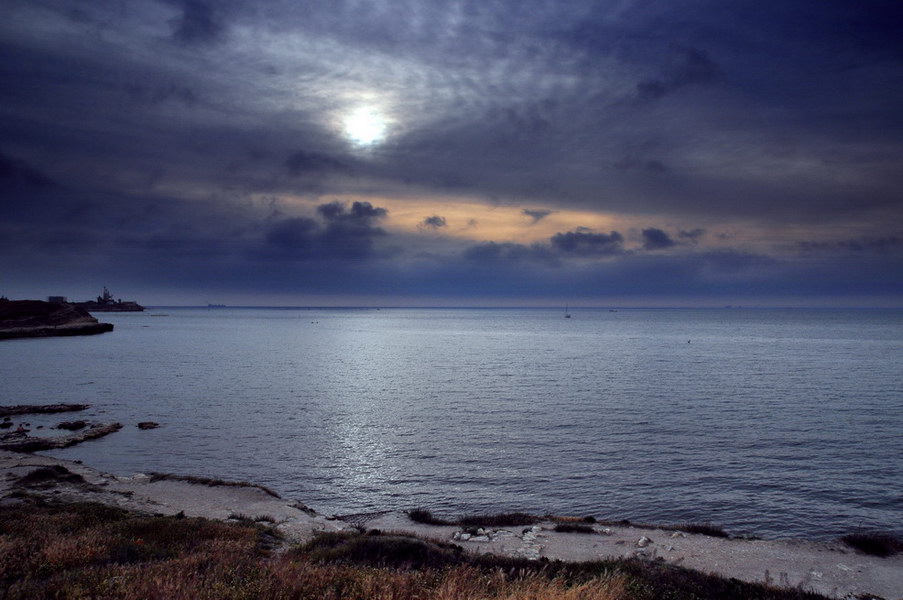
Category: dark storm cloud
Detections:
[
  {"x1": 264, "y1": 201, "x2": 389, "y2": 260},
  {"x1": 0, "y1": 152, "x2": 57, "y2": 188},
  {"x1": 641, "y1": 228, "x2": 676, "y2": 251},
  {"x1": 550, "y1": 230, "x2": 624, "y2": 257},
  {"x1": 633, "y1": 46, "x2": 719, "y2": 103},
  {"x1": 463, "y1": 228, "x2": 626, "y2": 265},
  {"x1": 2, "y1": 0, "x2": 902, "y2": 304},
  {"x1": 796, "y1": 236, "x2": 903, "y2": 254},
  {"x1": 419, "y1": 215, "x2": 447, "y2": 230},
  {"x1": 168, "y1": 0, "x2": 227, "y2": 46},
  {"x1": 522, "y1": 209, "x2": 554, "y2": 223},
  {"x1": 285, "y1": 151, "x2": 350, "y2": 177},
  {"x1": 5, "y1": 0, "x2": 903, "y2": 225},
  {"x1": 678, "y1": 229, "x2": 707, "y2": 243},
  {"x1": 266, "y1": 217, "x2": 319, "y2": 248},
  {"x1": 322, "y1": 201, "x2": 388, "y2": 223},
  {"x1": 463, "y1": 241, "x2": 555, "y2": 264},
  {"x1": 614, "y1": 156, "x2": 667, "y2": 173}
]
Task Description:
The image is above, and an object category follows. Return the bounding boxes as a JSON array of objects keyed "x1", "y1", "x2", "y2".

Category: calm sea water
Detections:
[{"x1": 2, "y1": 308, "x2": 901, "y2": 539}]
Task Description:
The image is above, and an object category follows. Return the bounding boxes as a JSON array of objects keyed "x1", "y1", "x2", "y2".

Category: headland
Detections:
[{"x1": 0, "y1": 299, "x2": 114, "y2": 340}]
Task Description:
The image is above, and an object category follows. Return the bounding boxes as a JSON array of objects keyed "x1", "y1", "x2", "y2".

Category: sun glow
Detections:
[{"x1": 343, "y1": 107, "x2": 387, "y2": 146}]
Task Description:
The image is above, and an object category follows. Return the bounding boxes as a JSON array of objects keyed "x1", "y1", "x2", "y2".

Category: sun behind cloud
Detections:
[{"x1": 343, "y1": 106, "x2": 387, "y2": 147}]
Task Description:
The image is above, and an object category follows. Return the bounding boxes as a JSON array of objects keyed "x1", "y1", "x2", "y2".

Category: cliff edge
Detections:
[{"x1": 0, "y1": 299, "x2": 114, "y2": 340}]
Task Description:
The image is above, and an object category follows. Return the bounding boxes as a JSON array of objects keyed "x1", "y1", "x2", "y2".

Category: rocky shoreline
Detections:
[
  {"x1": 0, "y1": 423, "x2": 123, "y2": 452},
  {"x1": 0, "y1": 449, "x2": 899, "y2": 598},
  {"x1": 0, "y1": 299, "x2": 113, "y2": 340},
  {"x1": 0, "y1": 403, "x2": 899, "y2": 598}
]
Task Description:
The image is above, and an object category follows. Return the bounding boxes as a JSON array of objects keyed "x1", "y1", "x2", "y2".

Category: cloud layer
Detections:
[{"x1": 1, "y1": 0, "x2": 901, "y2": 304}]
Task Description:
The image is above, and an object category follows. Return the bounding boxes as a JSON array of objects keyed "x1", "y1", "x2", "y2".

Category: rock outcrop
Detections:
[
  {"x1": 0, "y1": 422, "x2": 122, "y2": 451},
  {"x1": 0, "y1": 299, "x2": 114, "y2": 340},
  {"x1": 0, "y1": 404, "x2": 89, "y2": 417}
]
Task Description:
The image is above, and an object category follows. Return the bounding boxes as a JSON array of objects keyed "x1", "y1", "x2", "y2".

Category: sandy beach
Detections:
[{"x1": 2, "y1": 449, "x2": 899, "y2": 599}]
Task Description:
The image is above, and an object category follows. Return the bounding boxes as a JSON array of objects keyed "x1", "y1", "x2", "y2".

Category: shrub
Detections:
[
  {"x1": 459, "y1": 512, "x2": 539, "y2": 527},
  {"x1": 841, "y1": 532, "x2": 903, "y2": 557},
  {"x1": 299, "y1": 531, "x2": 465, "y2": 569},
  {"x1": 554, "y1": 523, "x2": 596, "y2": 534},
  {"x1": 407, "y1": 508, "x2": 453, "y2": 525},
  {"x1": 676, "y1": 523, "x2": 730, "y2": 538}
]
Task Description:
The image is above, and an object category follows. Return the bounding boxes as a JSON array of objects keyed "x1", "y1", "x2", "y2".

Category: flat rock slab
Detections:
[
  {"x1": 0, "y1": 404, "x2": 89, "y2": 417},
  {"x1": 0, "y1": 322, "x2": 114, "y2": 339},
  {"x1": 0, "y1": 423, "x2": 121, "y2": 451},
  {"x1": 0, "y1": 451, "x2": 348, "y2": 543}
]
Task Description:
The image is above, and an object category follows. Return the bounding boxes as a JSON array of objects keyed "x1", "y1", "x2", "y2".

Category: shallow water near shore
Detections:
[{"x1": 2, "y1": 307, "x2": 901, "y2": 539}]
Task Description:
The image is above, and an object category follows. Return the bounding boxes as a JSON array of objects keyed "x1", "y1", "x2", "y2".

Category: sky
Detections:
[{"x1": 2, "y1": 0, "x2": 902, "y2": 306}]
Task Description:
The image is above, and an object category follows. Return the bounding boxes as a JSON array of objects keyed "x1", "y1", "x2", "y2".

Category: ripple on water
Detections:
[{"x1": 1, "y1": 307, "x2": 901, "y2": 539}]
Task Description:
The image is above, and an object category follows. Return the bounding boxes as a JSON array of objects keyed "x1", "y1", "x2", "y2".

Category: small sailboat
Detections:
[{"x1": 564, "y1": 304, "x2": 571, "y2": 319}]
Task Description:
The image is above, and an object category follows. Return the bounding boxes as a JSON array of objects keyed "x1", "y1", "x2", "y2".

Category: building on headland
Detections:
[{"x1": 72, "y1": 287, "x2": 144, "y2": 312}]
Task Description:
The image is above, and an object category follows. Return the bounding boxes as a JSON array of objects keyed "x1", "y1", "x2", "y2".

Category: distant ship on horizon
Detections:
[{"x1": 71, "y1": 287, "x2": 144, "y2": 312}]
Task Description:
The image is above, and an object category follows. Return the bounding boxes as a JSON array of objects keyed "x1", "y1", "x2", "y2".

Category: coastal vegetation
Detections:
[
  {"x1": 407, "y1": 509, "x2": 541, "y2": 528},
  {"x1": 553, "y1": 523, "x2": 597, "y2": 534},
  {"x1": 841, "y1": 532, "x2": 903, "y2": 558},
  {"x1": 409, "y1": 510, "x2": 733, "y2": 540},
  {"x1": 0, "y1": 499, "x2": 839, "y2": 600}
]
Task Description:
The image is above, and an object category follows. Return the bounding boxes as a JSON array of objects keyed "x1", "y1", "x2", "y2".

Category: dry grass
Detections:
[
  {"x1": 0, "y1": 502, "x2": 627, "y2": 600},
  {"x1": 0, "y1": 501, "x2": 832, "y2": 600}
]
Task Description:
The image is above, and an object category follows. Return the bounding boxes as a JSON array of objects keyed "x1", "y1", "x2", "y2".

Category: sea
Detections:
[{"x1": 2, "y1": 307, "x2": 901, "y2": 540}]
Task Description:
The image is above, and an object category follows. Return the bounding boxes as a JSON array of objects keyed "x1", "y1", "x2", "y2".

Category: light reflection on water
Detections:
[{"x1": 1, "y1": 307, "x2": 901, "y2": 539}]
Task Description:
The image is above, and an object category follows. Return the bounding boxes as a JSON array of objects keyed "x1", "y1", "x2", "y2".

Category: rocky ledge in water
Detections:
[
  {"x1": 0, "y1": 299, "x2": 114, "y2": 340},
  {"x1": 0, "y1": 403, "x2": 89, "y2": 417},
  {"x1": 0, "y1": 423, "x2": 122, "y2": 452}
]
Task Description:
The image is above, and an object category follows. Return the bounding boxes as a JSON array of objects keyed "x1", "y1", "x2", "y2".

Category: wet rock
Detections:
[
  {"x1": 0, "y1": 422, "x2": 11, "y2": 429},
  {"x1": 637, "y1": 536, "x2": 653, "y2": 547},
  {"x1": 0, "y1": 422, "x2": 122, "y2": 452},
  {"x1": 137, "y1": 421, "x2": 160, "y2": 430},
  {"x1": 57, "y1": 420, "x2": 87, "y2": 431},
  {"x1": 0, "y1": 404, "x2": 89, "y2": 417}
]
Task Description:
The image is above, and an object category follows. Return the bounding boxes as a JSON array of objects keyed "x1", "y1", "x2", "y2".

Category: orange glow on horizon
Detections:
[{"x1": 272, "y1": 193, "x2": 622, "y2": 244}]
